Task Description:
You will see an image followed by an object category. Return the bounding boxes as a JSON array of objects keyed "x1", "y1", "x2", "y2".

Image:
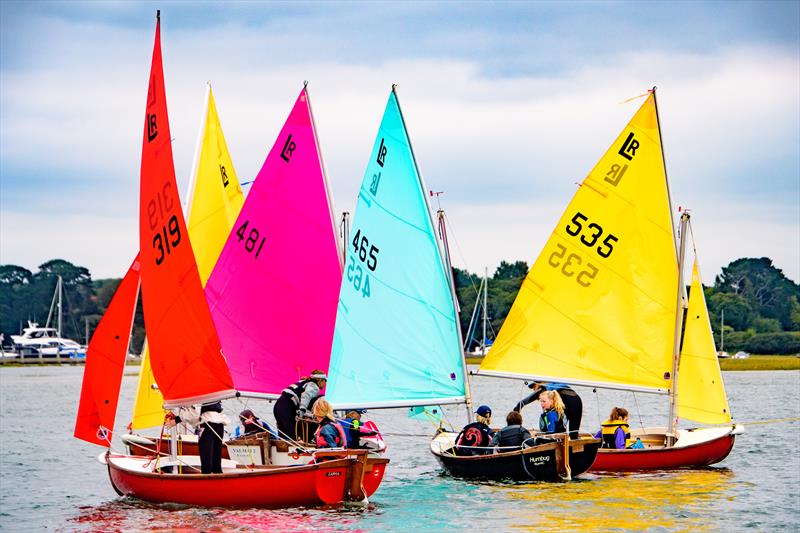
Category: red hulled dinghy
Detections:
[{"x1": 105, "y1": 450, "x2": 388, "y2": 507}]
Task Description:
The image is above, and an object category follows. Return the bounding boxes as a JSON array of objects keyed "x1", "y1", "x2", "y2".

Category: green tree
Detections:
[
  {"x1": 715, "y1": 258, "x2": 800, "y2": 330},
  {"x1": 494, "y1": 260, "x2": 528, "y2": 280},
  {"x1": 707, "y1": 292, "x2": 755, "y2": 331}
]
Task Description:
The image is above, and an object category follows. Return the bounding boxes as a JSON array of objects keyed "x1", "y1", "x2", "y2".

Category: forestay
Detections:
[
  {"x1": 204, "y1": 86, "x2": 342, "y2": 397},
  {"x1": 478, "y1": 93, "x2": 678, "y2": 394},
  {"x1": 326, "y1": 88, "x2": 466, "y2": 409}
]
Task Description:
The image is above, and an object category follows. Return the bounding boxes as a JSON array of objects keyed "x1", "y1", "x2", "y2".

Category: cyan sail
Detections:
[{"x1": 326, "y1": 88, "x2": 466, "y2": 409}]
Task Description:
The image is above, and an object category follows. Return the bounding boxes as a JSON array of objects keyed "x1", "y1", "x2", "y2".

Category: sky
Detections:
[{"x1": 1, "y1": 1, "x2": 798, "y2": 284}]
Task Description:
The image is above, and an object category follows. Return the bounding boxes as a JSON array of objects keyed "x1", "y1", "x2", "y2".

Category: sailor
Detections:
[
  {"x1": 455, "y1": 404, "x2": 495, "y2": 454},
  {"x1": 312, "y1": 399, "x2": 348, "y2": 448},
  {"x1": 232, "y1": 409, "x2": 277, "y2": 438},
  {"x1": 537, "y1": 390, "x2": 567, "y2": 434},
  {"x1": 595, "y1": 406, "x2": 633, "y2": 449},
  {"x1": 514, "y1": 381, "x2": 583, "y2": 437},
  {"x1": 273, "y1": 370, "x2": 327, "y2": 441},
  {"x1": 489, "y1": 411, "x2": 532, "y2": 451},
  {"x1": 166, "y1": 401, "x2": 229, "y2": 474}
]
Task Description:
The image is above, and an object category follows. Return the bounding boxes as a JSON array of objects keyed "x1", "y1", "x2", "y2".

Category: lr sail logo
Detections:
[
  {"x1": 281, "y1": 134, "x2": 296, "y2": 162},
  {"x1": 219, "y1": 165, "x2": 229, "y2": 188},
  {"x1": 618, "y1": 132, "x2": 639, "y2": 161},
  {"x1": 369, "y1": 172, "x2": 381, "y2": 196},
  {"x1": 376, "y1": 138, "x2": 387, "y2": 167},
  {"x1": 147, "y1": 113, "x2": 158, "y2": 142},
  {"x1": 96, "y1": 425, "x2": 110, "y2": 442}
]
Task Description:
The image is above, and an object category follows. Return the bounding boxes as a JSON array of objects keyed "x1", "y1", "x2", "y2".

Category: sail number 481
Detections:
[{"x1": 348, "y1": 230, "x2": 380, "y2": 298}]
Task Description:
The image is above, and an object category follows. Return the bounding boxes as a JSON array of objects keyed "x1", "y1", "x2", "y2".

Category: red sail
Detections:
[
  {"x1": 74, "y1": 257, "x2": 141, "y2": 446},
  {"x1": 138, "y1": 15, "x2": 233, "y2": 407}
]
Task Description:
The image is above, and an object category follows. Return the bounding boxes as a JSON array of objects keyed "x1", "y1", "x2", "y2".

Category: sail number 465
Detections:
[{"x1": 348, "y1": 230, "x2": 380, "y2": 298}]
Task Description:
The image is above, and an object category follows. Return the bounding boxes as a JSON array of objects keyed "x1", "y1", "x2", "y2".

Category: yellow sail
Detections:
[
  {"x1": 678, "y1": 260, "x2": 731, "y2": 424},
  {"x1": 479, "y1": 93, "x2": 678, "y2": 393},
  {"x1": 131, "y1": 341, "x2": 165, "y2": 429},
  {"x1": 131, "y1": 85, "x2": 245, "y2": 429}
]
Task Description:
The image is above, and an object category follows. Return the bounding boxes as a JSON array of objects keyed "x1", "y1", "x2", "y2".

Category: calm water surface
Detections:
[{"x1": 1, "y1": 367, "x2": 798, "y2": 531}]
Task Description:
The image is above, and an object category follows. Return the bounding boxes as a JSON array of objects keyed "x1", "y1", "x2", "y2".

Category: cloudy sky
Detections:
[{"x1": 1, "y1": 1, "x2": 798, "y2": 284}]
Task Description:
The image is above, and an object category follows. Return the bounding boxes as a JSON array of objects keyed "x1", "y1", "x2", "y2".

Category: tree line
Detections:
[{"x1": 1, "y1": 257, "x2": 798, "y2": 355}]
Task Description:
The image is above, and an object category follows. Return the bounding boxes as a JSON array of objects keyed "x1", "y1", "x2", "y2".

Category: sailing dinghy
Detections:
[
  {"x1": 322, "y1": 86, "x2": 599, "y2": 481},
  {"x1": 475, "y1": 89, "x2": 741, "y2": 472},
  {"x1": 95, "y1": 12, "x2": 387, "y2": 507}
]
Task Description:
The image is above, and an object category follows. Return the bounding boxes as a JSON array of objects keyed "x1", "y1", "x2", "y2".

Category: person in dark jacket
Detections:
[
  {"x1": 489, "y1": 411, "x2": 532, "y2": 451},
  {"x1": 514, "y1": 381, "x2": 582, "y2": 437},
  {"x1": 273, "y1": 370, "x2": 327, "y2": 441},
  {"x1": 167, "y1": 401, "x2": 229, "y2": 474},
  {"x1": 455, "y1": 404, "x2": 495, "y2": 454}
]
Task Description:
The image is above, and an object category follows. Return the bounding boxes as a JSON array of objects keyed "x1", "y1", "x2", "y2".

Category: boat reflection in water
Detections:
[
  {"x1": 498, "y1": 468, "x2": 733, "y2": 530},
  {"x1": 70, "y1": 498, "x2": 370, "y2": 531}
]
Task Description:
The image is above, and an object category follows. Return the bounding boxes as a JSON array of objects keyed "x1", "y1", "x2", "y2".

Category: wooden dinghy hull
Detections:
[
  {"x1": 430, "y1": 432, "x2": 600, "y2": 481},
  {"x1": 122, "y1": 433, "x2": 230, "y2": 459},
  {"x1": 106, "y1": 450, "x2": 389, "y2": 508},
  {"x1": 589, "y1": 425, "x2": 741, "y2": 472}
]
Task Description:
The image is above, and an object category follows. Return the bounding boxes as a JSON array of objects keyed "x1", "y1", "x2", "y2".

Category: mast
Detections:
[
  {"x1": 437, "y1": 209, "x2": 474, "y2": 423},
  {"x1": 482, "y1": 267, "x2": 488, "y2": 353},
  {"x1": 340, "y1": 211, "x2": 350, "y2": 266},
  {"x1": 652, "y1": 86, "x2": 688, "y2": 446},
  {"x1": 392, "y1": 84, "x2": 473, "y2": 418},
  {"x1": 720, "y1": 309, "x2": 725, "y2": 352},
  {"x1": 666, "y1": 211, "x2": 690, "y2": 445},
  {"x1": 57, "y1": 276, "x2": 63, "y2": 338}
]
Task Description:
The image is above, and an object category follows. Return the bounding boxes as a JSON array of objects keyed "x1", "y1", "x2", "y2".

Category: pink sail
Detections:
[{"x1": 205, "y1": 86, "x2": 342, "y2": 396}]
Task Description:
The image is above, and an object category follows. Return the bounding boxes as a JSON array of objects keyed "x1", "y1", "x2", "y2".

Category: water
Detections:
[{"x1": 1, "y1": 366, "x2": 798, "y2": 531}]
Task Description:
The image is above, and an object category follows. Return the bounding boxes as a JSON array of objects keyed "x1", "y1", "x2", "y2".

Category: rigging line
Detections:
[
  {"x1": 632, "y1": 392, "x2": 646, "y2": 430},
  {"x1": 733, "y1": 417, "x2": 800, "y2": 426},
  {"x1": 593, "y1": 388, "x2": 602, "y2": 425},
  {"x1": 441, "y1": 210, "x2": 484, "y2": 301}
]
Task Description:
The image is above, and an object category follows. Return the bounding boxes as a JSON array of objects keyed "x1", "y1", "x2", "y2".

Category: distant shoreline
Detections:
[
  {"x1": 465, "y1": 354, "x2": 800, "y2": 371},
  {"x1": 2, "y1": 355, "x2": 798, "y2": 371}
]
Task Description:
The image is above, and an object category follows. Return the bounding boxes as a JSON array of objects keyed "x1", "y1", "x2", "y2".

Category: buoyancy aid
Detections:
[
  {"x1": 600, "y1": 419, "x2": 632, "y2": 448},
  {"x1": 456, "y1": 422, "x2": 492, "y2": 447},
  {"x1": 314, "y1": 418, "x2": 348, "y2": 448},
  {"x1": 538, "y1": 408, "x2": 566, "y2": 434},
  {"x1": 282, "y1": 379, "x2": 313, "y2": 406}
]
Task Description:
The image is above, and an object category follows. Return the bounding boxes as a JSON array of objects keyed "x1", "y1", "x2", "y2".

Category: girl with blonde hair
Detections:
[
  {"x1": 538, "y1": 390, "x2": 567, "y2": 434},
  {"x1": 312, "y1": 398, "x2": 348, "y2": 448}
]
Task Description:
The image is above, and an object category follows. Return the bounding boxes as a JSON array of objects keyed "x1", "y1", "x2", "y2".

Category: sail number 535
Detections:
[
  {"x1": 565, "y1": 211, "x2": 618, "y2": 258},
  {"x1": 548, "y1": 244, "x2": 598, "y2": 287}
]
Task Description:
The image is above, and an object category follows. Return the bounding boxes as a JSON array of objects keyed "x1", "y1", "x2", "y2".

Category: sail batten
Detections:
[
  {"x1": 326, "y1": 89, "x2": 466, "y2": 409},
  {"x1": 481, "y1": 93, "x2": 678, "y2": 393}
]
